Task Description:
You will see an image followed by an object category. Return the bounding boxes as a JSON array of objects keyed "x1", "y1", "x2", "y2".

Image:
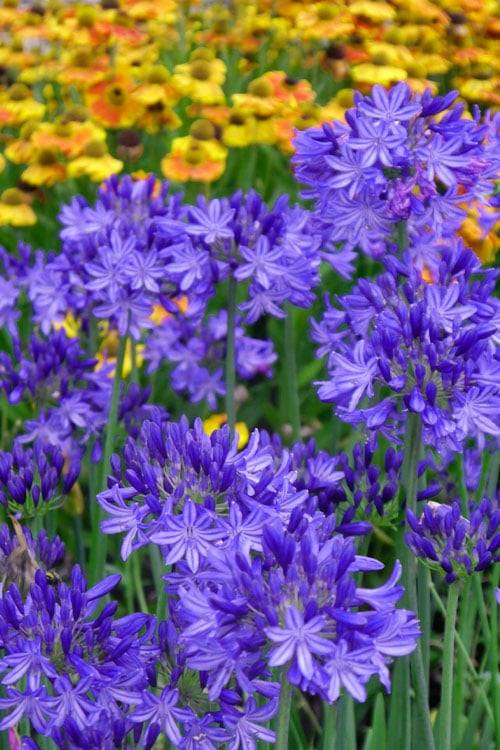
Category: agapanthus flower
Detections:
[
  {"x1": 0, "y1": 327, "x2": 157, "y2": 464},
  {"x1": 292, "y1": 82, "x2": 500, "y2": 266},
  {"x1": 0, "y1": 564, "x2": 159, "y2": 745},
  {"x1": 312, "y1": 239, "x2": 500, "y2": 451},
  {"x1": 27, "y1": 175, "x2": 188, "y2": 339},
  {"x1": 0, "y1": 439, "x2": 80, "y2": 515},
  {"x1": 172, "y1": 515, "x2": 420, "y2": 703},
  {"x1": 405, "y1": 497, "x2": 500, "y2": 583},
  {"x1": 154, "y1": 190, "x2": 321, "y2": 325},
  {"x1": 144, "y1": 309, "x2": 276, "y2": 409}
]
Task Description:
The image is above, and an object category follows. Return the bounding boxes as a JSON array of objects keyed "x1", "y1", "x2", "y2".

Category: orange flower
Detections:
[
  {"x1": 57, "y1": 47, "x2": 110, "y2": 88},
  {"x1": 161, "y1": 136, "x2": 226, "y2": 183},
  {"x1": 260, "y1": 71, "x2": 315, "y2": 107},
  {"x1": 31, "y1": 119, "x2": 106, "y2": 159},
  {"x1": 85, "y1": 75, "x2": 142, "y2": 129},
  {"x1": 0, "y1": 188, "x2": 37, "y2": 226}
]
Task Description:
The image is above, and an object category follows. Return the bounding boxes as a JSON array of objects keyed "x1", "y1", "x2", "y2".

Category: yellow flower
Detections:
[
  {"x1": 351, "y1": 62, "x2": 408, "y2": 88},
  {"x1": 203, "y1": 414, "x2": 249, "y2": 449},
  {"x1": 21, "y1": 147, "x2": 67, "y2": 187},
  {"x1": 0, "y1": 188, "x2": 37, "y2": 226},
  {"x1": 172, "y1": 49, "x2": 226, "y2": 104},
  {"x1": 3, "y1": 121, "x2": 38, "y2": 165},
  {"x1": 95, "y1": 328, "x2": 144, "y2": 379},
  {"x1": 53, "y1": 311, "x2": 80, "y2": 338},
  {"x1": 348, "y1": 0, "x2": 396, "y2": 22},
  {"x1": 0, "y1": 83, "x2": 45, "y2": 126},
  {"x1": 67, "y1": 140, "x2": 123, "y2": 182},
  {"x1": 221, "y1": 110, "x2": 257, "y2": 148},
  {"x1": 31, "y1": 119, "x2": 106, "y2": 159}
]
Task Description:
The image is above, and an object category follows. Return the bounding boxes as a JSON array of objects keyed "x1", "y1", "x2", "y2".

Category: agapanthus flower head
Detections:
[
  {"x1": 144, "y1": 308, "x2": 277, "y2": 409},
  {"x1": 154, "y1": 189, "x2": 321, "y2": 324},
  {"x1": 292, "y1": 82, "x2": 500, "y2": 265},
  {"x1": 405, "y1": 497, "x2": 500, "y2": 583},
  {"x1": 172, "y1": 513, "x2": 420, "y2": 704},
  {"x1": 312, "y1": 238, "x2": 500, "y2": 451},
  {"x1": 97, "y1": 414, "x2": 314, "y2": 565},
  {"x1": 0, "y1": 563, "x2": 159, "y2": 745},
  {"x1": 0, "y1": 438, "x2": 80, "y2": 516},
  {"x1": 26, "y1": 175, "x2": 187, "y2": 340}
]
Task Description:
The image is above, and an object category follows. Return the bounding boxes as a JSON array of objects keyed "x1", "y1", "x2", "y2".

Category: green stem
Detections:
[
  {"x1": 438, "y1": 582, "x2": 460, "y2": 750},
  {"x1": 275, "y1": 667, "x2": 293, "y2": 750},
  {"x1": 321, "y1": 703, "x2": 337, "y2": 750},
  {"x1": 284, "y1": 304, "x2": 301, "y2": 443},
  {"x1": 397, "y1": 413, "x2": 435, "y2": 750},
  {"x1": 429, "y1": 579, "x2": 494, "y2": 723},
  {"x1": 150, "y1": 544, "x2": 168, "y2": 621},
  {"x1": 225, "y1": 275, "x2": 237, "y2": 438},
  {"x1": 490, "y1": 565, "x2": 500, "y2": 746},
  {"x1": 131, "y1": 551, "x2": 149, "y2": 613},
  {"x1": 88, "y1": 332, "x2": 127, "y2": 585}
]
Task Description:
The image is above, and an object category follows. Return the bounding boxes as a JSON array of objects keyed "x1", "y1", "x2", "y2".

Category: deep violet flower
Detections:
[
  {"x1": 312, "y1": 240, "x2": 500, "y2": 451},
  {"x1": 405, "y1": 498, "x2": 500, "y2": 583}
]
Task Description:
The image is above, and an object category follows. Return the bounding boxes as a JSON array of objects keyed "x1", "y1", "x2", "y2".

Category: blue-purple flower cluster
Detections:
[
  {"x1": 405, "y1": 498, "x2": 500, "y2": 583},
  {"x1": 293, "y1": 83, "x2": 500, "y2": 269},
  {"x1": 144, "y1": 309, "x2": 277, "y2": 409},
  {"x1": 0, "y1": 439, "x2": 79, "y2": 515},
  {"x1": 96, "y1": 416, "x2": 420, "y2": 716},
  {"x1": 312, "y1": 239, "x2": 500, "y2": 451}
]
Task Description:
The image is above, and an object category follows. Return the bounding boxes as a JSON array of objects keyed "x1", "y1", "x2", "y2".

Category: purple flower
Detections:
[
  {"x1": 264, "y1": 607, "x2": 333, "y2": 679},
  {"x1": 406, "y1": 498, "x2": 500, "y2": 583},
  {"x1": 129, "y1": 687, "x2": 194, "y2": 746}
]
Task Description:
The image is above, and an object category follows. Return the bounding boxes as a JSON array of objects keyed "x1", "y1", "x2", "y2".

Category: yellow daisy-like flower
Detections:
[
  {"x1": 351, "y1": 62, "x2": 408, "y2": 89},
  {"x1": 454, "y1": 76, "x2": 500, "y2": 107},
  {"x1": 232, "y1": 76, "x2": 284, "y2": 117},
  {"x1": 3, "y1": 121, "x2": 39, "y2": 165},
  {"x1": 221, "y1": 110, "x2": 257, "y2": 148},
  {"x1": 21, "y1": 148, "x2": 67, "y2": 187},
  {"x1": 348, "y1": 0, "x2": 396, "y2": 22},
  {"x1": 0, "y1": 188, "x2": 37, "y2": 226},
  {"x1": 133, "y1": 65, "x2": 180, "y2": 108},
  {"x1": 57, "y1": 47, "x2": 109, "y2": 88},
  {"x1": 172, "y1": 49, "x2": 226, "y2": 105},
  {"x1": 0, "y1": 83, "x2": 45, "y2": 127},
  {"x1": 95, "y1": 328, "x2": 144, "y2": 379},
  {"x1": 67, "y1": 140, "x2": 123, "y2": 182},
  {"x1": 202, "y1": 414, "x2": 249, "y2": 450}
]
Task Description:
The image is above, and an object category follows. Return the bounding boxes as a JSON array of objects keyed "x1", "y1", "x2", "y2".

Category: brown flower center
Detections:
[
  {"x1": 83, "y1": 140, "x2": 108, "y2": 158},
  {"x1": 189, "y1": 60, "x2": 211, "y2": 81},
  {"x1": 36, "y1": 148, "x2": 58, "y2": 166},
  {"x1": 1, "y1": 188, "x2": 25, "y2": 206},
  {"x1": 248, "y1": 79, "x2": 273, "y2": 98},
  {"x1": 190, "y1": 119, "x2": 216, "y2": 141},
  {"x1": 105, "y1": 85, "x2": 127, "y2": 107},
  {"x1": 8, "y1": 83, "x2": 31, "y2": 101}
]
